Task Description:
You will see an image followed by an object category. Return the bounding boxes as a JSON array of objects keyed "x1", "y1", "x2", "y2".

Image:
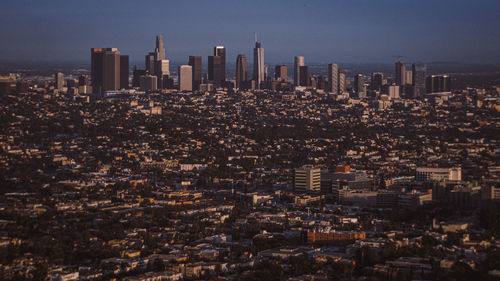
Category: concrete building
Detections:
[
  {"x1": 178, "y1": 65, "x2": 193, "y2": 91},
  {"x1": 140, "y1": 75, "x2": 157, "y2": 91},
  {"x1": 327, "y1": 63, "x2": 338, "y2": 94},
  {"x1": 55, "y1": 72, "x2": 64, "y2": 90},
  {"x1": 294, "y1": 166, "x2": 321, "y2": 192},
  {"x1": 275, "y1": 65, "x2": 287, "y2": 82},
  {"x1": 416, "y1": 167, "x2": 461, "y2": 182}
]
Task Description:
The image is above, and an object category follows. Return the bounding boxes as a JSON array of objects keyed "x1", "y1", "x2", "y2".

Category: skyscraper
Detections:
[
  {"x1": 338, "y1": 69, "x2": 346, "y2": 94},
  {"x1": 294, "y1": 56, "x2": 305, "y2": 86},
  {"x1": 91, "y1": 48, "x2": 121, "y2": 93},
  {"x1": 412, "y1": 63, "x2": 426, "y2": 98},
  {"x1": 120, "y1": 55, "x2": 129, "y2": 89},
  {"x1": 275, "y1": 65, "x2": 287, "y2": 81},
  {"x1": 188, "y1": 56, "x2": 202, "y2": 90},
  {"x1": 299, "y1": 66, "x2": 310, "y2": 86},
  {"x1": 327, "y1": 63, "x2": 338, "y2": 94},
  {"x1": 209, "y1": 46, "x2": 226, "y2": 87},
  {"x1": 55, "y1": 72, "x2": 64, "y2": 90},
  {"x1": 145, "y1": 52, "x2": 156, "y2": 74},
  {"x1": 236, "y1": 54, "x2": 247, "y2": 89},
  {"x1": 253, "y1": 41, "x2": 265, "y2": 88},
  {"x1": 178, "y1": 65, "x2": 193, "y2": 91},
  {"x1": 156, "y1": 60, "x2": 170, "y2": 77},
  {"x1": 371, "y1": 72, "x2": 384, "y2": 91},
  {"x1": 395, "y1": 61, "x2": 406, "y2": 86},
  {"x1": 155, "y1": 35, "x2": 166, "y2": 61},
  {"x1": 354, "y1": 74, "x2": 366, "y2": 98},
  {"x1": 426, "y1": 75, "x2": 451, "y2": 93}
]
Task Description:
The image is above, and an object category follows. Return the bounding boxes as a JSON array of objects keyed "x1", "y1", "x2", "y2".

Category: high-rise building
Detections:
[
  {"x1": 208, "y1": 46, "x2": 226, "y2": 87},
  {"x1": 275, "y1": 65, "x2": 287, "y2": 81},
  {"x1": 299, "y1": 66, "x2": 310, "y2": 86},
  {"x1": 412, "y1": 63, "x2": 426, "y2": 98},
  {"x1": 426, "y1": 75, "x2": 451, "y2": 93},
  {"x1": 156, "y1": 60, "x2": 170, "y2": 77},
  {"x1": 371, "y1": 72, "x2": 384, "y2": 91},
  {"x1": 155, "y1": 35, "x2": 166, "y2": 61},
  {"x1": 294, "y1": 56, "x2": 305, "y2": 86},
  {"x1": 294, "y1": 166, "x2": 321, "y2": 193},
  {"x1": 354, "y1": 74, "x2": 366, "y2": 98},
  {"x1": 139, "y1": 75, "x2": 157, "y2": 91},
  {"x1": 327, "y1": 63, "x2": 338, "y2": 94},
  {"x1": 404, "y1": 70, "x2": 413, "y2": 85},
  {"x1": 120, "y1": 55, "x2": 129, "y2": 89},
  {"x1": 338, "y1": 69, "x2": 346, "y2": 94},
  {"x1": 132, "y1": 66, "x2": 146, "y2": 88},
  {"x1": 91, "y1": 48, "x2": 121, "y2": 93},
  {"x1": 178, "y1": 65, "x2": 193, "y2": 91},
  {"x1": 236, "y1": 54, "x2": 247, "y2": 89},
  {"x1": 188, "y1": 56, "x2": 202, "y2": 90},
  {"x1": 395, "y1": 61, "x2": 406, "y2": 86},
  {"x1": 55, "y1": 72, "x2": 64, "y2": 90},
  {"x1": 145, "y1": 52, "x2": 156, "y2": 74},
  {"x1": 253, "y1": 41, "x2": 265, "y2": 88},
  {"x1": 388, "y1": 85, "x2": 400, "y2": 99}
]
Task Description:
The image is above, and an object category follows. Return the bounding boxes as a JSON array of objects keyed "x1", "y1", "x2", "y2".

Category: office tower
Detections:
[
  {"x1": 214, "y1": 46, "x2": 226, "y2": 85},
  {"x1": 317, "y1": 75, "x2": 326, "y2": 90},
  {"x1": 78, "y1": 75, "x2": 89, "y2": 86},
  {"x1": 294, "y1": 166, "x2": 321, "y2": 193},
  {"x1": 91, "y1": 48, "x2": 121, "y2": 93},
  {"x1": 327, "y1": 63, "x2": 338, "y2": 94},
  {"x1": 120, "y1": 55, "x2": 129, "y2": 89},
  {"x1": 426, "y1": 75, "x2": 451, "y2": 93},
  {"x1": 338, "y1": 69, "x2": 346, "y2": 93},
  {"x1": 388, "y1": 85, "x2": 400, "y2": 99},
  {"x1": 404, "y1": 70, "x2": 413, "y2": 85},
  {"x1": 208, "y1": 55, "x2": 224, "y2": 87},
  {"x1": 139, "y1": 75, "x2": 157, "y2": 91},
  {"x1": 188, "y1": 56, "x2": 202, "y2": 90},
  {"x1": 299, "y1": 66, "x2": 310, "y2": 86},
  {"x1": 354, "y1": 74, "x2": 366, "y2": 98},
  {"x1": 253, "y1": 41, "x2": 265, "y2": 88},
  {"x1": 178, "y1": 65, "x2": 193, "y2": 91},
  {"x1": 236, "y1": 54, "x2": 247, "y2": 89},
  {"x1": 132, "y1": 66, "x2": 146, "y2": 88},
  {"x1": 155, "y1": 35, "x2": 166, "y2": 61},
  {"x1": 294, "y1": 56, "x2": 305, "y2": 86},
  {"x1": 275, "y1": 65, "x2": 287, "y2": 81},
  {"x1": 55, "y1": 72, "x2": 64, "y2": 90},
  {"x1": 412, "y1": 63, "x2": 426, "y2": 98},
  {"x1": 395, "y1": 61, "x2": 406, "y2": 86},
  {"x1": 145, "y1": 52, "x2": 155, "y2": 74},
  {"x1": 156, "y1": 60, "x2": 170, "y2": 77},
  {"x1": 371, "y1": 72, "x2": 384, "y2": 91}
]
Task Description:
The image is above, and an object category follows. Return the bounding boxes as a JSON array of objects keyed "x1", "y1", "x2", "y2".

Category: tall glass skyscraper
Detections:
[{"x1": 253, "y1": 41, "x2": 264, "y2": 89}]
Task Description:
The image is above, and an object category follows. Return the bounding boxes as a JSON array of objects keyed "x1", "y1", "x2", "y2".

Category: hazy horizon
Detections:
[{"x1": 1, "y1": 0, "x2": 500, "y2": 64}]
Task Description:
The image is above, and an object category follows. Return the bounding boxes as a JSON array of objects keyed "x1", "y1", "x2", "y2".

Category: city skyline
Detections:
[{"x1": 1, "y1": 0, "x2": 500, "y2": 63}]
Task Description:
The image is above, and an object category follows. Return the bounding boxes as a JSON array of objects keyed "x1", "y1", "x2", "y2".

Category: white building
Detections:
[
  {"x1": 178, "y1": 65, "x2": 193, "y2": 91},
  {"x1": 294, "y1": 166, "x2": 321, "y2": 192},
  {"x1": 416, "y1": 167, "x2": 461, "y2": 182}
]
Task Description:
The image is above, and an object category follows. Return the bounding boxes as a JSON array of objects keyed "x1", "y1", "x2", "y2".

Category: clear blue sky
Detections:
[{"x1": 1, "y1": 0, "x2": 499, "y2": 64}]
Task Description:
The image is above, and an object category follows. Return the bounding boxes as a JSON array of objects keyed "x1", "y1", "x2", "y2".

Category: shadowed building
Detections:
[
  {"x1": 236, "y1": 54, "x2": 247, "y2": 89},
  {"x1": 188, "y1": 56, "x2": 202, "y2": 90},
  {"x1": 275, "y1": 65, "x2": 287, "y2": 81},
  {"x1": 294, "y1": 56, "x2": 304, "y2": 86},
  {"x1": 91, "y1": 48, "x2": 121, "y2": 94},
  {"x1": 120, "y1": 55, "x2": 129, "y2": 89}
]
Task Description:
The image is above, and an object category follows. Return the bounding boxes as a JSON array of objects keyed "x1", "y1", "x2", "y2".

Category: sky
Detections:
[{"x1": 1, "y1": 0, "x2": 500, "y2": 64}]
